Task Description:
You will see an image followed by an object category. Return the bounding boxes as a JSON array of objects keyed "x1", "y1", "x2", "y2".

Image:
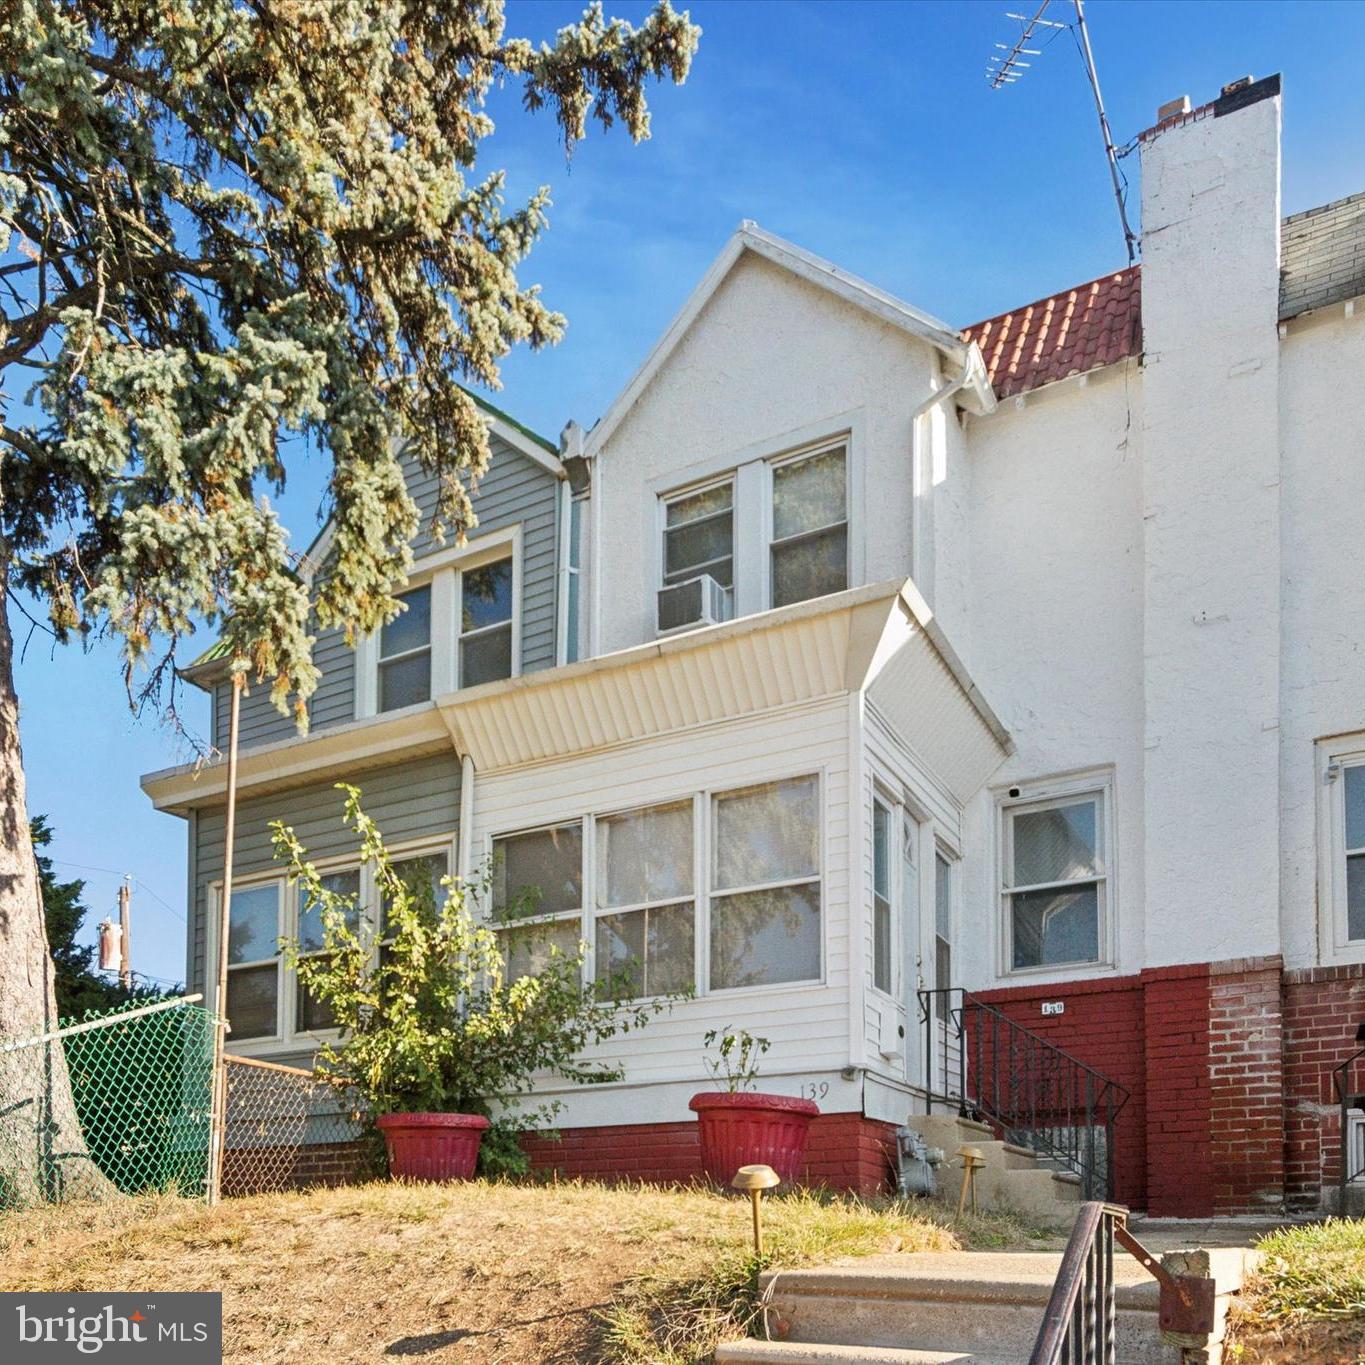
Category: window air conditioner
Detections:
[{"x1": 656, "y1": 574, "x2": 730, "y2": 636}]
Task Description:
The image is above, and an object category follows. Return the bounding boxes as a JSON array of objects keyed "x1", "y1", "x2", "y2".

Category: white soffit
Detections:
[{"x1": 143, "y1": 579, "x2": 1011, "y2": 810}]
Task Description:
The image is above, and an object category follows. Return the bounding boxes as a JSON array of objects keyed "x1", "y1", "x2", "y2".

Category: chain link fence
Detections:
[
  {"x1": 0, "y1": 996, "x2": 216, "y2": 1210},
  {"x1": 219, "y1": 1054, "x2": 374, "y2": 1196},
  {"x1": 0, "y1": 996, "x2": 377, "y2": 1210}
]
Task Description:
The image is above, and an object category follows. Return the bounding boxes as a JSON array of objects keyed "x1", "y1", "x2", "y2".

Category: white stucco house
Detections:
[{"x1": 144, "y1": 72, "x2": 1365, "y2": 1214}]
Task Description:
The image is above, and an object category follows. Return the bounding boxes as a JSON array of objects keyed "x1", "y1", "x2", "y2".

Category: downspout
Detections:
[
  {"x1": 909, "y1": 358, "x2": 974, "y2": 598},
  {"x1": 457, "y1": 752, "x2": 475, "y2": 886}
]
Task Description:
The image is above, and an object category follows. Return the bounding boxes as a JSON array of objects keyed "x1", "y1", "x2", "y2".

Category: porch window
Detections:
[
  {"x1": 1002, "y1": 783, "x2": 1107, "y2": 971},
  {"x1": 295, "y1": 869, "x2": 361, "y2": 1034},
  {"x1": 663, "y1": 481, "x2": 734, "y2": 591},
  {"x1": 770, "y1": 446, "x2": 848, "y2": 608},
  {"x1": 872, "y1": 797, "x2": 894, "y2": 995},
  {"x1": 459, "y1": 555, "x2": 514, "y2": 688},
  {"x1": 378, "y1": 585, "x2": 432, "y2": 712},
  {"x1": 710, "y1": 775, "x2": 821, "y2": 990},
  {"x1": 223, "y1": 883, "x2": 283, "y2": 1041},
  {"x1": 492, "y1": 822, "x2": 584, "y2": 980},
  {"x1": 594, "y1": 800, "x2": 695, "y2": 998}
]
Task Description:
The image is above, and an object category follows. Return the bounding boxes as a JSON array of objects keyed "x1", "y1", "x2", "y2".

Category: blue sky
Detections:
[{"x1": 18, "y1": 0, "x2": 1365, "y2": 989}]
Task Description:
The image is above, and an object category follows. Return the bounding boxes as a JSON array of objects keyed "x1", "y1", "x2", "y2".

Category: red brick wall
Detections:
[
  {"x1": 973, "y1": 973, "x2": 1148, "y2": 1208},
  {"x1": 1283, "y1": 964, "x2": 1365, "y2": 1210},
  {"x1": 1141, "y1": 965, "x2": 1213, "y2": 1217},
  {"x1": 222, "y1": 1139, "x2": 372, "y2": 1197},
  {"x1": 1209, "y1": 958, "x2": 1284, "y2": 1213},
  {"x1": 522, "y1": 1112, "x2": 899, "y2": 1195}
]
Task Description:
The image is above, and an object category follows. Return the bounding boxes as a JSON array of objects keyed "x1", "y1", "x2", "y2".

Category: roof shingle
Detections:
[
  {"x1": 1279, "y1": 190, "x2": 1365, "y2": 321},
  {"x1": 963, "y1": 269, "x2": 1142, "y2": 400}
]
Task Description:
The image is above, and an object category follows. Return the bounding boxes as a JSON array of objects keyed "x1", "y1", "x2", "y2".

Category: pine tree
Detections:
[{"x1": 0, "y1": 0, "x2": 700, "y2": 1202}]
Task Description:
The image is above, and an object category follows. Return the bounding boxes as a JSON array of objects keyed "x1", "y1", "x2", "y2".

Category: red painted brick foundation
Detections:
[
  {"x1": 522, "y1": 1111, "x2": 899, "y2": 1195},
  {"x1": 222, "y1": 1138, "x2": 373, "y2": 1196}
]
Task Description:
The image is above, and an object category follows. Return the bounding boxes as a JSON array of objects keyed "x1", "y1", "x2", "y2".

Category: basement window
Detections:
[{"x1": 1000, "y1": 774, "x2": 1112, "y2": 974}]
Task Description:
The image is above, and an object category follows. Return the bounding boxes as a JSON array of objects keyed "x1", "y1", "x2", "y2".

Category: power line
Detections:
[{"x1": 47, "y1": 858, "x2": 186, "y2": 922}]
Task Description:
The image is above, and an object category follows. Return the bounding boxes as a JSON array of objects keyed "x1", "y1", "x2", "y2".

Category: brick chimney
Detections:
[{"x1": 1137, "y1": 75, "x2": 1283, "y2": 967}]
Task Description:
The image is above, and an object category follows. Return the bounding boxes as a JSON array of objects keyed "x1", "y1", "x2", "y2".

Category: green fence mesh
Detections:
[{"x1": 0, "y1": 996, "x2": 216, "y2": 1210}]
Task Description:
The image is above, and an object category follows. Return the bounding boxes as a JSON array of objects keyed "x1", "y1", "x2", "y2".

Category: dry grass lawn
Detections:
[
  {"x1": 1226, "y1": 1220, "x2": 1365, "y2": 1365},
  {"x1": 0, "y1": 1179, "x2": 1049, "y2": 1363}
]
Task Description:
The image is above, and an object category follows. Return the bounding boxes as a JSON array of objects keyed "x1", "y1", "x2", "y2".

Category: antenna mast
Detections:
[{"x1": 986, "y1": 0, "x2": 1138, "y2": 263}]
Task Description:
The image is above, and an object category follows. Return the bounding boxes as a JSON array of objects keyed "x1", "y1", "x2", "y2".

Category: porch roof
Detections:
[{"x1": 141, "y1": 579, "x2": 1011, "y2": 816}]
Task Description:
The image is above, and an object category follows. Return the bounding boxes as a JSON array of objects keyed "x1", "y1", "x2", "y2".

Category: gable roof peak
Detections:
[{"x1": 585, "y1": 224, "x2": 995, "y2": 457}]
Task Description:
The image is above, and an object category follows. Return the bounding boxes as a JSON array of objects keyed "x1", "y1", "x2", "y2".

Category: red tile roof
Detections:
[{"x1": 964, "y1": 267, "x2": 1143, "y2": 399}]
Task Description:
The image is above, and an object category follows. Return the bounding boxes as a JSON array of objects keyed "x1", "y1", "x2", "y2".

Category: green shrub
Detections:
[{"x1": 273, "y1": 785, "x2": 665, "y2": 1173}]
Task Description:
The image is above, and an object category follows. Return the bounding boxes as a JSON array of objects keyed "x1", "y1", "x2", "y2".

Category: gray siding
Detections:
[
  {"x1": 210, "y1": 433, "x2": 560, "y2": 750},
  {"x1": 190, "y1": 752, "x2": 462, "y2": 992}
]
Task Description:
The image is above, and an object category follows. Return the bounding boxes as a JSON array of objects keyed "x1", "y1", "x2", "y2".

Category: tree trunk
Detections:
[{"x1": 0, "y1": 589, "x2": 113, "y2": 1206}]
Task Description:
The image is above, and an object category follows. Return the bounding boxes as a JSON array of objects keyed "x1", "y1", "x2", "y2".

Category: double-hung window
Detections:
[
  {"x1": 1344, "y1": 764, "x2": 1365, "y2": 943},
  {"x1": 1321, "y1": 744, "x2": 1365, "y2": 957},
  {"x1": 770, "y1": 445, "x2": 848, "y2": 608},
  {"x1": 378, "y1": 585, "x2": 432, "y2": 712},
  {"x1": 224, "y1": 883, "x2": 284, "y2": 1041},
  {"x1": 710, "y1": 775, "x2": 822, "y2": 990},
  {"x1": 459, "y1": 555, "x2": 514, "y2": 687},
  {"x1": 934, "y1": 850, "x2": 954, "y2": 1013},
  {"x1": 1002, "y1": 782, "x2": 1109, "y2": 971},
  {"x1": 594, "y1": 800, "x2": 695, "y2": 998},
  {"x1": 663, "y1": 482, "x2": 734, "y2": 593},
  {"x1": 492, "y1": 822, "x2": 585, "y2": 979},
  {"x1": 295, "y1": 869, "x2": 361, "y2": 1034},
  {"x1": 872, "y1": 797, "x2": 894, "y2": 995}
]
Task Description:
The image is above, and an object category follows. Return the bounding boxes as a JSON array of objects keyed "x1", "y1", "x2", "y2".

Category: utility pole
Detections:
[{"x1": 118, "y1": 876, "x2": 132, "y2": 990}]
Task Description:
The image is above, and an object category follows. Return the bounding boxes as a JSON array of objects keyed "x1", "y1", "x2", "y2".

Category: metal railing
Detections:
[
  {"x1": 1029, "y1": 1202, "x2": 1214, "y2": 1365},
  {"x1": 919, "y1": 988, "x2": 1130, "y2": 1199},
  {"x1": 1332, "y1": 1039, "x2": 1365, "y2": 1214}
]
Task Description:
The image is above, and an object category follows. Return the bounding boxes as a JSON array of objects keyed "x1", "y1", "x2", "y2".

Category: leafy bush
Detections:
[{"x1": 273, "y1": 785, "x2": 664, "y2": 1172}]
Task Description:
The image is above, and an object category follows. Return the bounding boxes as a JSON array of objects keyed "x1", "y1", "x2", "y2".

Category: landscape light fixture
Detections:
[{"x1": 731, "y1": 1164, "x2": 781, "y2": 1256}]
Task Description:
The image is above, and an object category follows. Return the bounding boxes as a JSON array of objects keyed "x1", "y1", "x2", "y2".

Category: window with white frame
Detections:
[
  {"x1": 662, "y1": 481, "x2": 734, "y2": 593},
  {"x1": 491, "y1": 772, "x2": 823, "y2": 996},
  {"x1": 1344, "y1": 764, "x2": 1365, "y2": 943},
  {"x1": 872, "y1": 796, "x2": 894, "y2": 995},
  {"x1": 594, "y1": 800, "x2": 695, "y2": 998},
  {"x1": 224, "y1": 883, "x2": 284, "y2": 1041},
  {"x1": 492, "y1": 822, "x2": 585, "y2": 979},
  {"x1": 459, "y1": 555, "x2": 514, "y2": 687},
  {"x1": 710, "y1": 775, "x2": 822, "y2": 990},
  {"x1": 378, "y1": 585, "x2": 432, "y2": 712},
  {"x1": 770, "y1": 445, "x2": 848, "y2": 608},
  {"x1": 1322, "y1": 746, "x2": 1365, "y2": 955},
  {"x1": 295, "y1": 869, "x2": 361, "y2": 1034},
  {"x1": 1001, "y1": 780, "x2": 1109, "y2": 972},
  {"x1": 934, "y1": 849, "x2": 954, "y2": 999}
]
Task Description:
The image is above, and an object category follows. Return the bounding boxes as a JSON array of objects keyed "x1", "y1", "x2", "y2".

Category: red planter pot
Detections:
[
  {"x1": 689, "y1": 1091, "x2": 820, "y2": 1185},
  {"x1": 375, "y1": 1112, "x2": 490, "y2": 1182}
]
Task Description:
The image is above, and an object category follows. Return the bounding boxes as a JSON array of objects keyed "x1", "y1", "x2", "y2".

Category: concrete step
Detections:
[
  {"x1": 761, "y1": 1253, "x2": 1173, "y2": 1365},
  {"x1": 715, "y1": 1342, "x2": 976, "y2": 1364}
]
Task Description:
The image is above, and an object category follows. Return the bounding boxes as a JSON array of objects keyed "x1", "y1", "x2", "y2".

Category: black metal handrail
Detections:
[
  {"x1": 1029, "y1": 1201, "x2": 1119, "y2": 1365},
  {"x1": 1029, "y1": 1202, "x2": 1215, "y2": 1365},
  {"x1": 918, "y1": 987, "x2": 1130, "y2": 1199},
  {"x1": 1332, "y1": 1042, "x2": 1365, "y2": 1213}
]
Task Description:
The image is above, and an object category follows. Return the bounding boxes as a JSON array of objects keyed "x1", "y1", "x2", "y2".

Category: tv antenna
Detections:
[{"x1": 986, "y1": 0, "x2": 1138, "y2": 264}]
